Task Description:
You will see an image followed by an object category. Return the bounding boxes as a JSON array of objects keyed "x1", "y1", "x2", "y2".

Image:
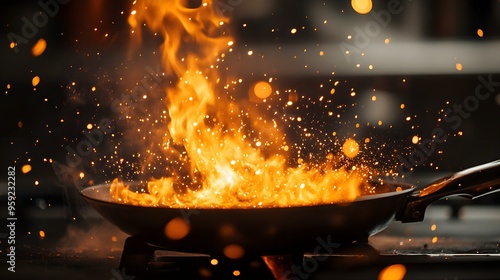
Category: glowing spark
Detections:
[
  {"x1": 22, "y1": 165, "x2": 32, "y2": 174},
  {"x1": 32, "y1": 76, "x2": 40, "y2": 87},
  {"x1": 477, "y1": 29, "x2": 484, "y2": 37},
  {"x1": 32, "y1": 38, "x2": 47, "y2": 57}
]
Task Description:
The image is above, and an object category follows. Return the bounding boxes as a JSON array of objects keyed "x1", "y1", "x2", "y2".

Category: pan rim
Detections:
[{"x1": 80, "y1": 181, "x2": 415, "y2": 210}]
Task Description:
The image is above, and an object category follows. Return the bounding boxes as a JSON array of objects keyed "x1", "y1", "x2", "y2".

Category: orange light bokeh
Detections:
[
  {"x1": 32, "y1": 38, "x2": 47, "y2": 57},
  {"x1": 253, "y1": 81, "x2": 272, "y2": 99},
  {"x1": 223, "y1": 244, "x2": 245, "y2": 259},
  {"x1": 351, "y1": 0, "x2": 373, "y2": 14},
  {"x1": 378, "y1": 264, "x2": 407, "y2": 280},
  {"x1": 164, "y1": 217, "x2": 190, "y2": 240},
  {"x1": 342, "y1": 138, "x2": 360, "y2": 159}
]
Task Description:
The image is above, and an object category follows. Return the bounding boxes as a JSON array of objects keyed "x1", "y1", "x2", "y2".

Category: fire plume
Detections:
[{"x1": 111, "y1": 0, "x2": 376, "y2": 209}]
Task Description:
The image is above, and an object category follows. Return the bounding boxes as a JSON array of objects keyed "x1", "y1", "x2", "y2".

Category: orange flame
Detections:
[{"x1": 111, "y1": 0, "x2": 376, "y2": 208}]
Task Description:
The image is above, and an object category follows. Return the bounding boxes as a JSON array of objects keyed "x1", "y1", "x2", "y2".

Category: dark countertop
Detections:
[{"x1": 1, "y1": 204, "x2": 500, "y2": 280}]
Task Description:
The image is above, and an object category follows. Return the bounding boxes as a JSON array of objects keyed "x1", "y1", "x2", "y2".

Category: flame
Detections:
[{"x1": 111, "y1": 0, "x2": 376, "y2": 209}]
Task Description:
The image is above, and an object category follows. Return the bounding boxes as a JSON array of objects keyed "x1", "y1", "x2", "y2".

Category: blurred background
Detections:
[{"x1": 0, "y1": 0, "x2": 500, "y2": 277}]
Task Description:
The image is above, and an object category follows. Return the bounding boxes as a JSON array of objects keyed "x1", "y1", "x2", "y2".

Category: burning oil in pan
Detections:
[{"x1": 110, "y1": 0, "x2": 399, "y2": 209}]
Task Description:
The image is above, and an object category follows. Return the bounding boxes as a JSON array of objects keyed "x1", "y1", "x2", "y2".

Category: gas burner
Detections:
[
  {"x1": 117, "y1": 234, "x2": 500, "y2": 280},
  {"x1": 118, "y1": 236, "x2": 386, "y2": 279},
  {"x1": 119, "y1": 236, "x2": 210, "y2": 278},
  {"x1": 119, "y1": 236, "x2": 277, "y2": 279}
]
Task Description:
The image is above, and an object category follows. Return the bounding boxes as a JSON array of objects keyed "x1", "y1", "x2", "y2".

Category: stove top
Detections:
[{"x1": 2, "y1": 203, "x2": 500, "y2": 280}]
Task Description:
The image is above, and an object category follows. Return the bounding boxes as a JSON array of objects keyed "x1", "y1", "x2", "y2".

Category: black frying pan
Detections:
[{"x1": 80, "y1": 160, "x2": 500, "y2": 255}]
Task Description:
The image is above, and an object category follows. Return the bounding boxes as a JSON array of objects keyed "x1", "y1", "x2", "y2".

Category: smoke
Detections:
[{"x1": 57, "y1": 219, "x2": 128, "y2": 258}]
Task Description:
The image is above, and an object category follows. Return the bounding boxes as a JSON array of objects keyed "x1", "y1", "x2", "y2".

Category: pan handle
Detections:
[{"x1": 397, "y1": 160, "x2": 500, "y2": 223}]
